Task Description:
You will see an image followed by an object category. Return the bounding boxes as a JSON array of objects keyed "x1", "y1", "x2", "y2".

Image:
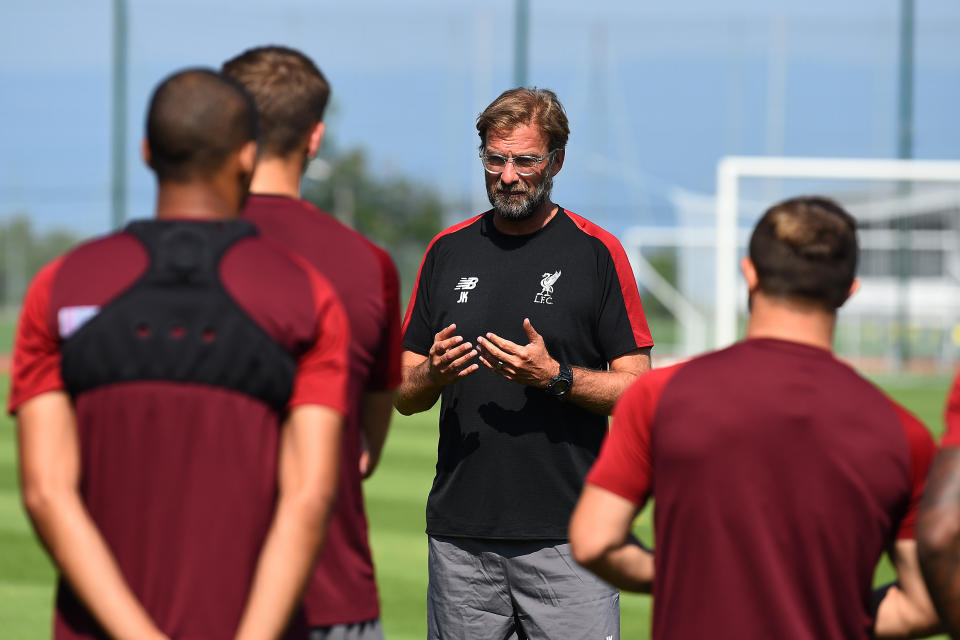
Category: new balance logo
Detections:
[
  {"x1": 455, "y1": 276, "x2": 478, "y2": 303},
  {"x1": 534, "y1": 270, "x2": 561, "y2": 304}
]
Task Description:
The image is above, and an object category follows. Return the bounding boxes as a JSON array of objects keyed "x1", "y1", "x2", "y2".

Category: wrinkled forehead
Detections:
[{"x1": 484, "y1": 122, "x2": 549, "y2": 154}]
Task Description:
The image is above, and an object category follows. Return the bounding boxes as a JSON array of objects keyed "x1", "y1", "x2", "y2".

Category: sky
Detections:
[{"x1": 1, "y1": 0, "x2": 959, "y2": 239}]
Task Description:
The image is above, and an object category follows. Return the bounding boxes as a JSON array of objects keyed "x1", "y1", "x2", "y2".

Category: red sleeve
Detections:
[
  {"x1": 287, "y1": 263, "x2": 350, "y2": 415},
  {"x1": 941, "y1": 371, "x2": 960, "y2": 447},
  {"x1": 9, "y1": 257, "x2": 66, "y2": 414},
  {"x1": 367, "y1": 242, "x2": 401, "y2": 391},
  {"x1": 564, "y1": 209, "x2": 653, "y2": 349},
  {"x1": 586, "y1": 363, "x2": 682, "y2": 504},
  {"x1": 891, "y1": 401, "x2": 938, "y2": 540}
]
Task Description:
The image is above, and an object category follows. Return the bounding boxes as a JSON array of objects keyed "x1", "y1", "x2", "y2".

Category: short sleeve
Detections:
[
  {"x1": 367, "y1": 243, "x2": 402, "y2": 391},
  {"x1": 401, "y1": 242, "x2": 438, "y2": 356},
  {"x1": 288, "y1": 266, "x2": 350, "y2": 415},
  {"x1": 586, "y1": 364, "x2": 680, "y2": 505},
  {"x1": 597, "y1": 238, "x2": 653, "y2": 357},
  {"x1": 941, "y1": 371, "x2": 960, "y2": 447},
  {"x1": 9, "y1": 257, "x2": 66, "y2": 414},
  {"x1": 890, "y1": 401, "x2": 938, "y2": 540},
  {"x1": 563, "y1": 211, "x2": 653, "y2": 358}
]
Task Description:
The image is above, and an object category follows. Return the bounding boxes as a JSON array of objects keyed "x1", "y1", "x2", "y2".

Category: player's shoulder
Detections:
[
  {"x1": 44, "y1": 229, "x2": 146, "y2": 293},
  {"x1": 61, "y1": 228, "x2": 143, "y2": 266},
  {"x1": 619, "y1": 361, "x2": 688, "y2": 409},
  {"x1": 559, "y1": 208, "x2": 625, "y2": 249},
  {"x1": 426, "y1": 212, "x2": 486, "y2": 251},
  {"x1": 879, "y1": 389, "x2": 936, "y2": 449}
]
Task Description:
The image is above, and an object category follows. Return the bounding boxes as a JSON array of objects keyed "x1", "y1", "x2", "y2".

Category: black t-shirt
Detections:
[{"x1": 403, "y1": 208, "x2": 653, "y2": 539}]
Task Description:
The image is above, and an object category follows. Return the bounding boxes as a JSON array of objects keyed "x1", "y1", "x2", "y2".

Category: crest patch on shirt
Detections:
[{"x1": 534, "y1": 270, "x2": 561, "y2": 304}]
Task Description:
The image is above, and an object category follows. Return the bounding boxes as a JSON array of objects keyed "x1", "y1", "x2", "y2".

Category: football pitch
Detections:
[{"x1": 0, "y1": 373, "x2": 953, "y2": 639}]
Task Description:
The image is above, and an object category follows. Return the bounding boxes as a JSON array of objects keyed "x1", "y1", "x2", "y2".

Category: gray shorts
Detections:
[
  {"x1": 427, "y1": 536, "x2": 619, "y2": 640},
  {"x1": 309, "y1": 620, "x2": 384, "y2": 640}
]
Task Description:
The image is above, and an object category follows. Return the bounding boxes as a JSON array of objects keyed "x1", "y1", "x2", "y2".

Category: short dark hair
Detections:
[
  {"x1": 222, "y1": 45, "x2": 330, "y2": 158},
  {"x1": 749, "y1": 196, "x2": 858, "y2": 310},
  {"x1": 476, "y1": 87, "x2": 570, "y2": 152},
  {"x1": 146, "y1": 68, "x2": 257, "y2": 182}
]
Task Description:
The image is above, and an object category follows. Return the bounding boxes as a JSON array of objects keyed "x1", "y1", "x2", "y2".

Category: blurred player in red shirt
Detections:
[
  {"x1": 571, "y1": 196, "x2": 940, "y2": 639},
  {"x1": 917, "y1": 372, "x2": 960, "y2": 635},
  {"x1": 223, "y1": 46, "x2": 402, "y2": 640},
  {"x1": 11, "y1": 68, "x2": 349, "y2": 639}
]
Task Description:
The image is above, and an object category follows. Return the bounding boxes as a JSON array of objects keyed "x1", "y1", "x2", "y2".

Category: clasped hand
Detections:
[{"x1": 426, "y1": 319, "x2": 558, "y2": 389}]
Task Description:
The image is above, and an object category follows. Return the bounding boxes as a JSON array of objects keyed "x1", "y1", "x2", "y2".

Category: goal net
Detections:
[{"x1": 713, "y1": 156, "x2": 960, "y2": 373}]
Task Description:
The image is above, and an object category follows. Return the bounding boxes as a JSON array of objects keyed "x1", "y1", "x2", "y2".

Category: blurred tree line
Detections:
[
  {"x1": 301, "y1": 137, "x2": 444, "y2": 303},
  {"x1": 2, "y1": 138, "x2": 446, "y2": 314},
  {"x1": 0, "y1": 215, "x2": 81, "y2": 309}
]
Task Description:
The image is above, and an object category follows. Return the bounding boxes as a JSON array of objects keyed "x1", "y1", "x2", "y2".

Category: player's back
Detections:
[
  {"x1": 11, "y1": 219, "x2": 344, "y2": 639},
  {"x1": 243, "y1": 194, "x2": 400, "y2": 626},
  {"x1": 648, "y1": 338, "x2": 930, "y2": 639}
]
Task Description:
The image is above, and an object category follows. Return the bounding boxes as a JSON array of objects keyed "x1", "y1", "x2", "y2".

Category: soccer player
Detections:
[
  {"x1": 917, "y1": 372, "x2": 960, "y2": 636},
  {"x1": 11, "y1": 68, "x2": 349, "y2": 639},
  {"x1": 570, "y1": 196, "x2": 941, "y2": 639},
  {"x1": 398, "y1": 87, "x2": 653, "y2": 639},
  {"x1": 223, "y1": 46, "x2": 401, "y2": 640}
]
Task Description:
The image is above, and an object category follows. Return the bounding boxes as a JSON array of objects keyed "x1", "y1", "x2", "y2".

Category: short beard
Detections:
[{"x1": 487, "y1": 165, "x2": 554, "y2": 221}]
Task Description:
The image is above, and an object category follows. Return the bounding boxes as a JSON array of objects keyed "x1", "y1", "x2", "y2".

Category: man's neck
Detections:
[
  {"x1": 249, "y1": 155, "x2": 303, "y2": 199},
  {"x1": 154, "y1": 182, "x2": 238, "y2": 221},
  {"x1": 492, "y1": 201, "x2": 559, "y2": 236},
  {"x1": 744, "y1": 293, "x2": 837, "y2": 352}
]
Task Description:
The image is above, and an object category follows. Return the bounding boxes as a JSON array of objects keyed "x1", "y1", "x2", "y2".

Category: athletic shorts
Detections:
[
  {"x1": 309, "y1": 619, "x2": 384, "y2": 640},
  {"x1": 427, "y1": 536, "x2": 619, "y2": 640}
]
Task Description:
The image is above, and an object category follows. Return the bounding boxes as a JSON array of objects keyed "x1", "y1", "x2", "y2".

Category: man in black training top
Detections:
[{"x1": 397, "y1": 87, "x2": 653, "y2": 640}]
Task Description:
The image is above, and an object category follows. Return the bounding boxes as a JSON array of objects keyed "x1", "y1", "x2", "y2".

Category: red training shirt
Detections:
[
  {"x1": 10, "y1": 223, "x2": 349, "y2": 639},
  {"x1": 588, "y1": 338, "x2": 936, "y2": 640},
  {"x1": 244, "y1": 194, "x2": 401, "y2": 627}
]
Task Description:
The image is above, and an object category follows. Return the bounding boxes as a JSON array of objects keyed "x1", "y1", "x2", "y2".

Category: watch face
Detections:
[{"x1": 550, "y1": 377, "x2": 571, "y2": 395}]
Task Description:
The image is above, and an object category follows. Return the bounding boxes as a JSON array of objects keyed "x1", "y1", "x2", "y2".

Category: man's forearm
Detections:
[
  {"x1": 18, "y1": 393, "x2": 167, "y2": 640},
  {"x1": 917, "y1": 449, "x2": 960, "y2": 635},
  {"x1": 876, "y1": 539, "x2": 941, "y2": 638},
  {"x1": 874, "y1": 583, "x2": 941, "y2": 639},
  {"x1": 395, "y1": 362, "x2": 442, "y2": 415},
  {"x1": 566, "y1": 349, "x2": 651, "y2": 415},
  {"x1": 566, "y1": 367, "x2": 643, "y2": 415},
  {"x1": 359, "y1": 389, "x2": 396, "y2": 478},
  {"x1": 581, "y1": 541, "x2": 654, "y2": 593},
  {"x1": 25, "y1": 488, "x2": 167, "y2": 640},
  {"x1": 234, "y1": 492, "x2": 331, "y2": 640}
]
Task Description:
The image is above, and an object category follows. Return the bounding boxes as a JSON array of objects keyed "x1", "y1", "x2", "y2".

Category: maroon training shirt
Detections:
[
  {"x1": 588, "y1": 338, "x2": 936, "y2": 640},
  {"x1": 10, "y1": 225, "x2": 349, "y2": 639},
  {"x1": 243, "y1": 194, "x2": 402, "y2": 627}
]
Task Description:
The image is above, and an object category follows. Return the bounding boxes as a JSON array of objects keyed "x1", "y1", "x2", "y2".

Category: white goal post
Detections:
[{"x1": 714, "y1": 156, "x2": 960, "y2": 349}]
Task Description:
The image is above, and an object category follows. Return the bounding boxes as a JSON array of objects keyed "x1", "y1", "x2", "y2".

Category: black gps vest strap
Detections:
[{"x1": 60, "y1": 219, "x2": 297, "y2": 412}]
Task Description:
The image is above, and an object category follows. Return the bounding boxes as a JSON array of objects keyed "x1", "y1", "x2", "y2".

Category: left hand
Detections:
[{"x1": 477, "y1": 318, "x2": 559, "y2": 389}]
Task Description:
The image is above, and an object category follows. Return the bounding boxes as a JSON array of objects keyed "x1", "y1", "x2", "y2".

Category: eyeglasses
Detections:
[{"x1": 480, "y1": 149, "x2": 558, "y2": 176}]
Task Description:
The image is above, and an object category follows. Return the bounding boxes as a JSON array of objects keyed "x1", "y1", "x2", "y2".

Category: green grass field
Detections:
[{"x1": 0, "y1": 374, "x2": 952, "y2": 639}]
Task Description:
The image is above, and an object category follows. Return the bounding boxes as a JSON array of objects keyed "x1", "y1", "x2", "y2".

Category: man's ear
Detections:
[
  {"x1": 307, "y1": 122, "x2": 325, "y2": 159},
  {"x1": 550, "y1": 148, "x2": 564, "y2": 176},
  {"x1": 741, "y1": 256, "x2": 759, "y2": 292},
  {"x1": 238, "y1": 140, "x2": 258, "y2": 175},
  {"x1": 140, "y1": 138, "x2": 152, "y2": 168},
  {"x1": 842, "y1": 278, "x2": 860, "y2": 304}
]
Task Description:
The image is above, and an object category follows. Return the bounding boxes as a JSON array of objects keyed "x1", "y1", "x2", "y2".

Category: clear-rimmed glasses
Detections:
[{"x1": 480, "y1": 149, "x2": 558, "y2": 176}]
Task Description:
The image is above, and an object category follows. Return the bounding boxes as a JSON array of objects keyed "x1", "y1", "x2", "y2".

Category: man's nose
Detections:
[{"x1": 500, "y1": 160, "x2": 520, "y2": 184}]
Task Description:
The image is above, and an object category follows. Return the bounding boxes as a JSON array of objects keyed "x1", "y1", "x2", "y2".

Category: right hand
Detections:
[{"x1": 427, "y1": 324, "x2": 478, "y2": 386}]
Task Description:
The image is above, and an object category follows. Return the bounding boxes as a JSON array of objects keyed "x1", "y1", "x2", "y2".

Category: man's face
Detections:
[{"x1": 484, "y1": 124, "x2": 555, "y2": 221}]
